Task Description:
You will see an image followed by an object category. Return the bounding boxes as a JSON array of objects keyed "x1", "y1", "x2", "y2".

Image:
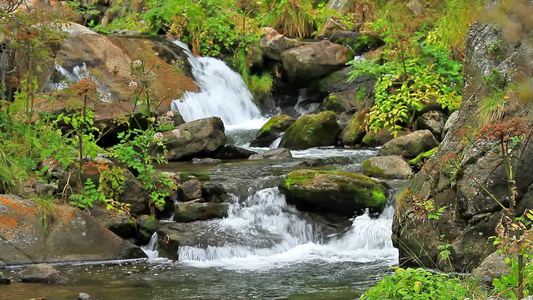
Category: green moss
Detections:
[
  {"x1": 256, "y1": 114, "x2": 293, "y2": 136},
  {"x1": 356, "y1": 86, "x2": 367, "y2": 102},
  {"x1": 281, "y1": 111, "x2": 340, "y2": 150},
  {"x1": 341, "y1": 111, "x2": 367, "y2": 146},
  {"x1": 408, "y1": 147, "x2": 437, "y2": 165},
  {"x1": 180, "y1": 171, "x2": 211, "y2": 181},
  {"x1": 362, "y1": 159, "x2": 385, "y2": 177}
]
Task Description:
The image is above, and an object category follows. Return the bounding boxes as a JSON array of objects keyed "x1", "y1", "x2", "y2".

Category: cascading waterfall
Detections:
[
  {"x1": 141, "y1": 232, "x2": 159, "y2": 260},
  {"x1": 170, "y1": 40, "x2": 262, "y2": 126},
  {"x1": 178, "y1": 187, "x2": 398, "y2": 270}
]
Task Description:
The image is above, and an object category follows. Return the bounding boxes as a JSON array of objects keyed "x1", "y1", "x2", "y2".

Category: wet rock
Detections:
[
  {"x1": 279, "y1": 169, "x2": 387, "y2": 217},
  {"x1": 250, "y1": 114, "x2": 296, "y2": 147},
  {"x1": 178, "y1": 179, "x2": 202, "y2": 201},
  {"x1": 316, "y1": 66, "x2": 376, "y2": 94},
  {"x1": 472, "y1": 252, "x2": 510, "y2": 285},
  {"x1": 260, "y1": 27, "x2": 308, "y2": 61},
  {"x1": 416, "y1": 110, "x2": 447, "y2": 140},
  {"x1": 174, "y1": 202, "x2": 229, "y2": 223},
  {"x1": 136, "y1": 215, "x2": 162, "y2": 244},
  {"x1": 443, "y1": 111, "x2": 459, "y2": 138},
  {"x1": 250, "y1": 148, "x2": 293, "y2": 160},
  {"x1": 213, "y1": 145, "x2": 257, "y2": 160},
  {"x1": 340, "y1": 109, "x2": 368, "y2": 146},
  {"x1": 192, "y1": 158, "x2": 222, "y2": 164},
  {"x1": 156, "y1": 117, "x2": 227, "y2": 161},
  {"x1": 19, "y1": 263, "x2": 68, "y2": 284},
  {"x1": 78, "y1": 292, "x2": 99, "y2": 300},
  {"x1": 32, "y1": 180, "x2": 57, "y2": 197},
  {"x1": 301, "y1": 156, "x2": 352, "y2": 167},
  {"x1": 201, "y1": 182, "x2": 227, "y2": 203},
  {"x1": 0, "y1": 195, "x2": 145, "y2": 265},
  {"x1": 281, "y1": 40, "x2": 351, "y2": 84},
  {"x1": 322, "y1": 90, "x2": 373, "y2": 114},
  {"x1": 378, "y1": 130, "x2": 439, "y2": 159},
  {"x1": 362, "y1": 156, "x2": 413, "y2": 179},
  {"x1": 281, "y1": 111, "x2": 341, "y2": 150},
  {"x1": 361, "y1": 128, "x2": 406, "y2": 147},
  {"x1": 89, "y1": 202, "x2": 136, "y2": 241},
  {"x1": 0, "y1": 271, "x2": 11, "y2": 285}
]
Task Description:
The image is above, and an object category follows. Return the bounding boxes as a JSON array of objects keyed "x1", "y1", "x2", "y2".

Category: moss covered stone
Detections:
[
  {"x1": 409, "y1": 147, "x2": 438, "y2": 165},
  {"x1": 250, "y1": 114, "x2": 295, "y2": 147},
  {"x1": 174, "y1": 202, "x2": 228, "y2": 223},
  {"x1": 362, "y1": 156, "x2": 413, "y2": 179},
  {"x1": 280, "y1": 111, "x2": 341, "y2": 150},
  {"x1": 340, "y1": 109, "x2": 368, "y2": 146},
  {"x1": 279, "y1": 169, "x2": 387, "y2": 217}
]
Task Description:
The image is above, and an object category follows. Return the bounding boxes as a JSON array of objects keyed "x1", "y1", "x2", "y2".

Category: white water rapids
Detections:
[
  {"x1": 176, "y1": 187, "x2": 398, "y2": 271},
  {"x1": 170, "y1": 40, "x2": 262, "y2": 125}
]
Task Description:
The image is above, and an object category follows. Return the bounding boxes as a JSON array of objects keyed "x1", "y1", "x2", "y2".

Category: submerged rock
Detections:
[
  {"x1": 362, "y1": 156, "x2": 412, "y2": 179},
  {"x1": 250, "y1": 114, "x2": 296, "y2": 147},
  {"x1": 19, "y1": 263, "x2": 68, "y2": 284},
  {"x1": 279, "y1": 170, "x2": 387, "y2": 217},
  {"x1": 281, "y1": 111, "x2": 341, "y2": 150}
]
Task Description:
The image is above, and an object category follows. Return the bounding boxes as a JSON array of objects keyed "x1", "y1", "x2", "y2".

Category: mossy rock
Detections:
[
  {"x1": 340, "y1": 109, "x2": 368, "y2": 146},
  {"x1": 281, "y1": 111, "x2": 341, "y2": 150},
  {"x1": 279, "y1": 169, "x2": 387, "y2": 217},
  {"x1": 174, "y1": 202, "x2": 228, "y2": 223},
  {"x1": 250, "y1": 114, "x2": 296, "y2": 147},
  {"x1": 179, "y1": 171, "x2": 211, "y2": 182},
  {"x1": 409, "y1": 147, "x2": 438, "y2": 165}
]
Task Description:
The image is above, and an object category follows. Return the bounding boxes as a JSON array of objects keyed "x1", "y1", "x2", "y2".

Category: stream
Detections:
[{"x1": 1, "y1": 43, "x2": 403, "y2": 300}]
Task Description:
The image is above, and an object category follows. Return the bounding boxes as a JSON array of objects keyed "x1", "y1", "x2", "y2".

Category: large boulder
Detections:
[
  {"x1": 250, "y1": 114, "x2": 296, "y2": 147},
  {"x1": 471, "y1": 252, "x2": 510, "y2": 285},
  {"x1": 260, "y1": 27, "x2": 308, "y2": 61},
  {"x1": 281, "y1": 111, "x2": 341, "y2": 150},
  {"x1": 281, "y1": 40, "x2": 351, "y2": 83},
  {"x1": 174, "y1": 202, "x2": 229, "y2": 223},
  {"x1": 316, "y1": 66, "x2": 376, "y2": 95},
  {"x1": 19, "y1": 263, "x2": 68, "y2": 284},
  {"x1": 279, "y1": 170, "x2": 387, "y2": 217},
  {"x1": 393, "y1": 17, "x2": 533, "y2": 271},
  {"x1": 362, "y1": 156, "x2": 413, "y2": 179},
  {"x1": 378, "y1": 130, "x2": 439, "y2": 159},
  {"x1": 0, "y1": 195, "x2": 145, "y2": 265},
  {"x1": 156, "y1": 117, "x2": 227, "y2": 161}
]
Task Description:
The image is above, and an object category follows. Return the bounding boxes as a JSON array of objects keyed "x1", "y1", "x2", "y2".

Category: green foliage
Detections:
[
  {"x1": 493, "y1": 258, "x2": 533, "y2": 299},
  {"x1": 347, "y1": 40, "x2": 462, "y2": 135},
  {"x1": 361, "y1": 267, "x2": 485, "y2": 300},
  {"x1": 261, "y1": 0, "x2": 315, "y2": 38},
  {"x1": 70, "y1": 178, "x2": 105, "y2": 209},
  {"x1": 98, "y1": 166, "x2": 125, "y2": 202}
]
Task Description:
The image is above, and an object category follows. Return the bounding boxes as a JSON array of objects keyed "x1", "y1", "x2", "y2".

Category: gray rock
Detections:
[
  {"x1": 316, "y1": 66, "x2": 377, "y2": 94},
  {"x1": 378, "y1": 130, "x2": 439, "y2": 159},
  {"x1": 178, "y1": 179, "x2": 202, "y2": 201},
  {"x1": 316, "y1": 17, "x2": 346, "y2": 39},
  {"x1": 281, "y1": 40, "x2": 351, "y2": 83},
  {"x1": 443, "y1": 111, "x2": 459, "y2": 138},
  {"x1": 201, "y1": 182, "x2": 227, "y2": 203},
  {"x1": 33, "y1": 180, "x2": 57, "y2": 197},
  {"x1": 262, "y1": 148, "x2": 293, "y2": 160},
  {"x1": 156, "y1": 117, "x2": 227, "y2": 161},
  {"x1": 416, "y1": 110, "x2": 447, "y2": 140},
  {"x1": 472, "y1": 252, "x2": 510, "y2": 285},
  {"x1": 0, "y1": 271, "x2": 11, "y2": 285},
  {"x1": 19, "y1": 263, "x2": 68, "y2": 284},
  {"x1": 192, "y1": 158, "x2": 222, "y2": 164},
  {"x1": 174, "y1": 202, "x2": 228, "y2": 223},
  {"x1": 249, "y1": 154, "x2": 264, "y2": 160},
  {"x1": 78, "y1": 292, "x2": 99, "y2": 300},
  {"x1": 213, "y1": 145, "x2": 257, "y2": 160},
  {"x1": 362, "y1": 156, "x2": 413, "y2": 179},
  {"x1": 260, "y1": 27, "x2": 308, "y2": 61}
]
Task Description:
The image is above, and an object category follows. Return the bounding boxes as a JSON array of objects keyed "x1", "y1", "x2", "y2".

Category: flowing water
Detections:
[{"x1": 1, "y1": 47, "x2": 402, "y2": 300}]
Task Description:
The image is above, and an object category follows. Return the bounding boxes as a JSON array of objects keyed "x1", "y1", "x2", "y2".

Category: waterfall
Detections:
[
  {"x1": 269, "y1": 136, "x2": 282, "y2": 149},
  {"x1": 170, "y1": 40, "x2": 262, "y2": 126},
  {"x1": 141, "y1": 232, "x2": 159, "y2": 260},
  {"x1": 178, "y1": 187, "x2": 398, "y2": 270}
]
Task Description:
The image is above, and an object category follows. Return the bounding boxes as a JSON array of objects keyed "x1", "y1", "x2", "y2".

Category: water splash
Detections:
[
  {"x1": 178, "y1": 187, "x2": 398, "y2": 270},
  {"x1": 141, "y1": 232, "x2": 159, "y2": 261},
  {"x1": 170, "y1": 41, "x2": 262, "y2": 125}
]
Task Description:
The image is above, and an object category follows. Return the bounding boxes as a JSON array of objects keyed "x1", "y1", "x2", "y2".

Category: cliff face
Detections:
[{"x1": 392, "y1": 16, "x2": 533, "y2": 271}]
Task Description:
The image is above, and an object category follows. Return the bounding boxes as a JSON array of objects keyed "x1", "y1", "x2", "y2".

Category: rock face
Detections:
[
  {"x1": 250, "y1": 114, "x2": 295, "y2": 147},
  {"x1": 362, "y1": 156, "x2": 413, "y2": 179},
  {"x1": 471, "y1": 252, "x2": 510, "y2": 285},
  {"x1": 281, "y1": 40, "x2": 351, "y2": 83},
  {"x1": 378, "y1": 130, "x2": 439, "y2": 159},
  {"x1": 158, "y1": 117, "x2": 227, "y2": 161},
  {"x1": 281, "y1": 111, "x2": 341, "y2": 150},
  {"x1": 392, "y1": 19, "x2": 533, "y2": 271},
  {"x1": 19, "y1": 263, "x2": 68, "y2": 284},
  {"x1": 279, "y1": 170, "x2": 387, "y2": 217},
  {"x1": 0, "y1": 195, "x2": 145, "y2": 265}
]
